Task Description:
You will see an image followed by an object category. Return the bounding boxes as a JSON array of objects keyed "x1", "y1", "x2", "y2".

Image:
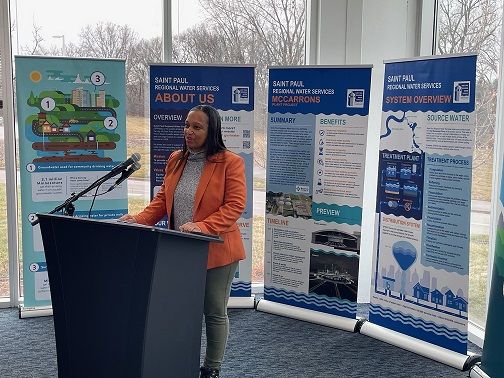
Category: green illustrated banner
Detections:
[{"x1": 15, "y1": 56, "x2": 127, "y2": 309}]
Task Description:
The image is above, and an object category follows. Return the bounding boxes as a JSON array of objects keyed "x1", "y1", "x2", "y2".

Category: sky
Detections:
[{"x1": 10, "y1": 0, "x2": 203, "y2": 54}]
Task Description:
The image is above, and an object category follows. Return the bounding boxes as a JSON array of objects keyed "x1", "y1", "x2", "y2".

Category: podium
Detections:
[{"x1": 37, "y1": 213, "x2": 222, "y2": 378}]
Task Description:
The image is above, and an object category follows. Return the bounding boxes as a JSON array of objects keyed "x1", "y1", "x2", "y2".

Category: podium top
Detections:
[{"x1": 36, "y1": 213, "x2": 223, "y2": 244}]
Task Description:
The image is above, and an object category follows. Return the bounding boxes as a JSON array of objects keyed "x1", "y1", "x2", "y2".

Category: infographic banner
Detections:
[
  {"x1": 264, "y1": 66, "x2": 372, "y2": 318},
  {"x1": 478, "y1": 147, "x2": 504, "y2": 377},
  {"x1": 370, "y1": 54, "x2": 477, "y2": 354},
  {"x1": 15, "y1": 56, "x2": 127, "y2": 308},
  {"x1": 149, "y1": 64, "x2": 254, "y2": 297}
]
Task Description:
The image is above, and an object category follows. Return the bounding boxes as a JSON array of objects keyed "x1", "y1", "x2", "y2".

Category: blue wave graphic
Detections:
[
  {"x1": 310, "y1": 249, "x2": 360, "y2": 259},
  {"x1": 231, "y1": 281, "x2": 251, "y2": 297},
  {"x1": 312, "y1": 202, "x2": 362, "y2": 225},
  {"x1": 265, "y1": 286, "x2": 357, "y2": 317},
  {"x1": 369, "y1": 303, "x2": 467, "y2": 343},
  {"x1": 268, "y1": 112, "x2": 369, "y2": 118},
  {"x1": 232, "y1": 281, "x2": 251, "y2": 290}
]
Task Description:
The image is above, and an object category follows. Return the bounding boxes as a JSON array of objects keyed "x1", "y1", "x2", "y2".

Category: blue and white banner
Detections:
[
  {"x1": 15, "y1": 56, "x2": 127, "y2": 308},
  {"x1": 263, "y1": 66, "x2": 372, "y2": 319},
  {"x1": 370, "y1": 54, "x2": 477, "y2": 354},
  {"x1": 149, "y1": 64, "x2": 255, "y2": 299}
]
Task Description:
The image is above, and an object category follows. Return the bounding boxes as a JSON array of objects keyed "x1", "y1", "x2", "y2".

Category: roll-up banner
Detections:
[
  {"x1": 149, "y1": 64, "x2": 255, "y2": 307},
  {"x1": 366, "y1": 54, "x2": 477, "y2": 368},
  {"x1": 471, "y1": 131, "x2": 504, "y2": 378},
  {"x1": 258, "y1": 65, "x2": 372, "y2": 330},
  {"x1": 15, "y1": 56, "x2": 127, "y2": 313}
]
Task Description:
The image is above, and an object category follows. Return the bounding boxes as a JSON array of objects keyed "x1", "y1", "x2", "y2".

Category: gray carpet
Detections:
[{"x1": 0, "y1": 304, "x2": 480, "y2": 377}]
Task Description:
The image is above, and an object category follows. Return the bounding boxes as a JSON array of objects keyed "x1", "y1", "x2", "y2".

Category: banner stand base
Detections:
[
  {"x1": 359, "y1": 320, "x2": 480, "y2": 371},
  {"x1": 228, "y1": 296, "x2": 255, "y2": 309},
  {"x1": 256, "y1": 299, "x2": 359, "y2": 332},
  {"x1": 469, "y1": 365, "x2": 491, "y2": 378},
  {"x1": 18, "y1": 297, "x2": 256, "y2": 317},
  {"x1": 19, "y1": 305, "x2": 53, "y2": 319}
]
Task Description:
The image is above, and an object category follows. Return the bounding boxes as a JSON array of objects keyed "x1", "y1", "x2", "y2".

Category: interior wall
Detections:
[{"x1": 316, "y1": 1, "x2": 348, "y2": 64}]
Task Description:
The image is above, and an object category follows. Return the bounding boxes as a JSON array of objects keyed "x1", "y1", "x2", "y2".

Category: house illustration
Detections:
[
  {"x1": 445, "y1": 289, "x2": 455, "y2": 308},
  {"x1": 41, "y1": 120, "x2": 51, "y2": 133},
  {"x1": 413, "y1": 282, "x2": 429, "y2": 301},
  {"x1": 453, "y1": 296, "x2": 468, "y2": 313},
  {"x1": 86, "y1": 130, "x2": 96, "y2": 142},
  {"x1": 430, "y1": 289, "x2": 444, "y2": 307},
  {"x1": 62, "y1": 121, "x2": 71, "y2": 132},
  {"x1": 382, "y1": 276, "x2": 395, "y2": 293}
]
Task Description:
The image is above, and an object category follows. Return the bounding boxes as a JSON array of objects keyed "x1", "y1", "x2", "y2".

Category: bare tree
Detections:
[
  {"x1": 173, "y1": 24, "x2": 237, "y2": 63},
  {"x1": 128, "y1": 37, "x2": 163, "y2": 116},
  {"x1": 437, "y1": 0, "x2": 502, "y2": 168},
  {"x1": 76, "y1": 22, "x2": 164, "y2": 117},
  {"x1": 199, "y1": 0, "x2": 305, "y2": 66},
  {"x1": 20, "y1": 22, "x2": 44, "y2": 55},
  {"x1": 20, "y1": 21, "x2": 163, "y2": 117},
  {"x1": 172, "y1": 0, "x2": 305, "y2": 168},
  {"x1": 77, "y1": 22, "x2": 139, "y2": 59},
  {"x1": 77, "y1": 22, "x2": 140, "y2": 97}
]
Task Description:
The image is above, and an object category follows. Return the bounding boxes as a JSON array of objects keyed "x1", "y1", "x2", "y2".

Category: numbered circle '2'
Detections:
[
  {"x1": 28, "y1": 213, "x2": 38, "y2": 224},
  {"x1": 104, "y1": 117, "x2": 118, "y2": 130},
  {"x1": 90, "y1": 71, "x2": 106, "y2": 86}
]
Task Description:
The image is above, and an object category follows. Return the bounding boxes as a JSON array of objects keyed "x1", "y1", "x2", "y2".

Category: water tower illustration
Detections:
[{"x1": 392, "y1": 240, "x2": 417, "y2": 299}]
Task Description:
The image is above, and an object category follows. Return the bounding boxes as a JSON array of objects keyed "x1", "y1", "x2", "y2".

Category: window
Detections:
[
  {"x1": 437, "y1": 0, "x2": 503, "y2": 328},
  {"x1": 0, "y1": 47, "x2": 9, "y2": 299},
  {"x1": 175, "y1": 0, "x2": 306, "y2": 283},
  {"x1": 7, "y1": 0, "x2": 163, "y2": 301}
]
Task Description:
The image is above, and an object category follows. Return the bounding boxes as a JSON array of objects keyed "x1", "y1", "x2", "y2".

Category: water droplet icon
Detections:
[{"x1": 392, "y1": 240, "x2": 417, "y2": 297}]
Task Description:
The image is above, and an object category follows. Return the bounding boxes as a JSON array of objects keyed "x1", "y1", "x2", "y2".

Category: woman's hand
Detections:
[
  {"x1": 118, "y1": 214, "x2": 137, "y2": 223},
  {"x1": 179, "y1": 222, "x2": 202, "y2": 233}
]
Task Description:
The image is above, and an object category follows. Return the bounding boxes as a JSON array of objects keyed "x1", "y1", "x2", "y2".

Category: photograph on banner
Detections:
[
  {"x1": 15, "y1": 56, "x2": 127, "y2": 308},
  {"x1": 264, "y1": 66, "x2": 372, "y2": 319},
  {"x1": 370, "y1": 54, "x2": 477, "y2": 354},
  {"x1": 149, "y1": 64, "x2": 254, "y2": 297}
]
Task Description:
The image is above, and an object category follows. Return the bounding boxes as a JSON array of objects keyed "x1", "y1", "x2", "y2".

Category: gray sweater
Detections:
[{"x1": 173, "y1": 149, "x2": 206, "y2": 229}]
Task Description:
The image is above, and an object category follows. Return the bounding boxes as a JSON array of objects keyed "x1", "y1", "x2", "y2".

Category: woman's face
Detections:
[{"x1": 184, "y1": 109, "x2": 209, "y2": 152}]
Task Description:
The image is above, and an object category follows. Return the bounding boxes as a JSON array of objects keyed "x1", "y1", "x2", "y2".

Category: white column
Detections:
[
  {"x1": 163, "y1": 0, "x2": 173, "y2": 62},
  {"x1": 0, "y1": 0, "x2": 21, "y2": 307}
]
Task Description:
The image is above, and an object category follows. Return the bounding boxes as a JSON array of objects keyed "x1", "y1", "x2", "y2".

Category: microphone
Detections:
[
  {"x1": 107, "y1": 161, "x2": 141, "y2": 192},
  {"x1": 111, "y1": 152, "x2": 141, "y2": 173}
]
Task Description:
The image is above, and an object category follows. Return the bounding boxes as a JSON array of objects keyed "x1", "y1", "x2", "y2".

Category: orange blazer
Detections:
[{"x1": 133, "y1": 149, "x2": 246, "y2": 269}]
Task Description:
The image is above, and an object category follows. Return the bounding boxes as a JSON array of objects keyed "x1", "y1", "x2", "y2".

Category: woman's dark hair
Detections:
[{"x1": 175, "y1": 104, "x2": 227, "y2": 169}]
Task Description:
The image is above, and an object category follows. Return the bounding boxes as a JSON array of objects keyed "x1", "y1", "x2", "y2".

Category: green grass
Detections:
[
  {"x1": 128, "y1": 197, "x2": 151, "y2": 215},
  {"x1": 472, "y1": 149, "x2": 493, "y2": 201},
  {"x1": 252, "y1": 215, "x2": 265, "y2": 282},
  {"x1": 254, "y1": 177, "x2": 266, "y2": 190},
  {"x1": 0, "y1": 183, "x2": 7, "y2": 279},
  {"x1": 126, "y1": 116, "x2": 151, "y2": 179},
  {"x1": 469, "y1": 234, "x2": 490, "y2": 324}
]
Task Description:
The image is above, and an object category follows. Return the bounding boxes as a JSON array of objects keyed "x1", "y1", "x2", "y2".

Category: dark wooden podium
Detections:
[{"x1": 37, "y1": 213, "x2": 221, "y2": 378}]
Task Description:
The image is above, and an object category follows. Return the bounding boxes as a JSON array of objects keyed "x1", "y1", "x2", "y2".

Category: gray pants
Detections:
[{"x1": 202, "y1": 261, "x2": 239, "y2": 370}]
